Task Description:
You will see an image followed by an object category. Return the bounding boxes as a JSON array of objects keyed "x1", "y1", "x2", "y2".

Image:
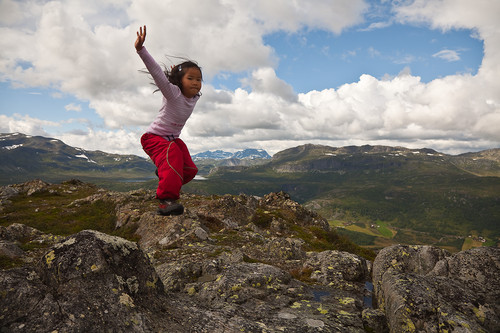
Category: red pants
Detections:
[{"x1": 141, "y1": 133, "x2": 198, "y2": 200}]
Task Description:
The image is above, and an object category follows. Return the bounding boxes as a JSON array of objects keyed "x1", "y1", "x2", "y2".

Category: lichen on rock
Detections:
[{"x1": 373, "y1": 244, "x2": 500, "y2": 332}]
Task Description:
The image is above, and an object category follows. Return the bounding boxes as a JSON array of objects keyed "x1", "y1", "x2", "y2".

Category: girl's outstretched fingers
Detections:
[{"x1": 135, "y1": 25, "x2": 146, "y2": 51}]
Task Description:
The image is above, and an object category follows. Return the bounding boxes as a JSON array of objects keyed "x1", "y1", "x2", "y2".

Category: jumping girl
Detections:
[{"x1": 135, "y1": 25, "x2": 202, "y2": 216}]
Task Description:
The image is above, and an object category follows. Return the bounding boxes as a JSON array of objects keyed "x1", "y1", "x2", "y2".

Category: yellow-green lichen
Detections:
[
  {"x1": 231, "y1": 284, "x2": 242, "y2": 292},
  {"x1": 146, "y1": 276, "x2": 158, "y2": 288},
  {"x1": 337, "y1": 297, "x2": 355, "y2": 305},
  {"x1": 119, "y1": 293, "x2": 135, "y2": 308},
  {"x1": 338, "y1": 310, "x2": 353, "y2": 317},
  {"x1": 473, "y1": 305, "x2": 486, "y2": 324},
  {"x1": 45, "y1": 251, "x2": 56, "y2": 268},
  {"x1": 402, "y1": 317, "x2": 416, "y2": 332},
  {"x1": 317, "y1": 304, "x2": 328, "y2": 315}
]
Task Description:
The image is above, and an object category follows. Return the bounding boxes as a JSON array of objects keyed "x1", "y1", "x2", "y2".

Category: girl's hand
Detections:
[{"x1": 135, "y1": 25, "x2": 146, "y2": 51}]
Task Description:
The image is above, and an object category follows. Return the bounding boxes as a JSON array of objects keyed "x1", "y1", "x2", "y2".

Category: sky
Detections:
[{"x1": 0, "y1": 0, "x2": 498, "y2": 157}]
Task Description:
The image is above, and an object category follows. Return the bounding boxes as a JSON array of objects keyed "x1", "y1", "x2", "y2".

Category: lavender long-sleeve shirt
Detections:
[{"x1": 138, "y1": 47, "x2": 200, "y2": 139}]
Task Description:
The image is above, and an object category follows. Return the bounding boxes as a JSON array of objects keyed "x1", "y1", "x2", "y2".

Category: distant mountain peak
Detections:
[
  {"x1": 193, "y1": 148, "x2": 271, "y2": 161},
  {"x1": 272, "y1": 144, "x2": 444, "y2": 160}
]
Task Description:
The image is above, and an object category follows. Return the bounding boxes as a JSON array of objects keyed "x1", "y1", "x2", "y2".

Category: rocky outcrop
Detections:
[
  {"x1": 1, "y1": 230, "x2": 373, "y2": 332},
  {"x1": 0, "y1": 230, "x2": 179, "y2": 332},
  {"x1": 1, "y1": 180, "x2": 499, "y2": 332},
  {"x1": 373, "y1": 244, "x2": 500, "y2": 332},
  {"x1": 0, "y1": 179, "x2": 50, "y2": 211}
]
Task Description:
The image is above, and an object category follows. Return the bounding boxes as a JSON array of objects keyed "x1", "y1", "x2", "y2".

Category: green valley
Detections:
[{"x1": 184, "y1": 144, "x2": 500, "y2": 252}]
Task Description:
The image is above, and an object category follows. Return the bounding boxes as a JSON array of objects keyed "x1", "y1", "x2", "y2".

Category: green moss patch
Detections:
[{"x1": 1, "y1": 182, "x2": 138, "y2": 241}]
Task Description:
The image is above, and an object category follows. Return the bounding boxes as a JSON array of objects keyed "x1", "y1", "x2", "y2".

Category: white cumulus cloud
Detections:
[{"x1": 0, "y1": 0, "x2": 498, "y2": 157}]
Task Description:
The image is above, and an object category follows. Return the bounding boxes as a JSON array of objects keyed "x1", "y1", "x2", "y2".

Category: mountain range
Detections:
[
  {"x1": 192, "y1": 149, "x2": 271, "y2": 160},
  {"x1": 0, "y1": 132, "x2": 155, "y2": 186},
  {"x1": 2, "y1": 132, "x2": 499, "y2": 252},
  {"x1": 0, "y1": 133, "x2": 270, "y2": 187}
]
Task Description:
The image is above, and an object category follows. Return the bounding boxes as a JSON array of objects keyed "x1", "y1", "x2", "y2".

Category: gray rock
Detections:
[
  {"x1": 0, "y1": 240, "x2": 25, "y2": 259},
  {"x1": 0, "y1": 223, "x2": 43, "y2": 242},
  {"x1": 306, "y1": 250, "x2": 371, "y2": 288},
  {"x1": 0, "y1": 185, "x2": 18, "y2": 210},
  {"x1": 373, "y1": 244, "x2": 500, "y2": 333},
  {"x1": 1, "y1": 228, "x2": 373, "y2": 332},
  {"x1": 0, "y1": 230, "x2": 183, "y2": 332},
  {"x1": 362, "y1": 308, "x2": 388, "y2": 333},
  {"x1": 265, "y1": 237, "x2": 306, "y2": 260},
  {"x1": 428, "y1": 246, "x2": 500, "y2": 307}
]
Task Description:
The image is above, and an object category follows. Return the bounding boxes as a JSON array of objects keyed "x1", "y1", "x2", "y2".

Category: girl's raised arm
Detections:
[
  {"x1": 135, "y1": 25, "x2": 146, "y2": 51},
  {"x1": 135, "y1": 26, "x2": 178, "y2": 100}
]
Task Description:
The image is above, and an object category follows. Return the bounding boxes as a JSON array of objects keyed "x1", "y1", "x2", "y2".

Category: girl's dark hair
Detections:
[
  {"x1": 141, "y1": 58, "x2": 203, "y2": 96},
  {"x1": 167, "y1": 61, "x2": 202, "y2": 95}
]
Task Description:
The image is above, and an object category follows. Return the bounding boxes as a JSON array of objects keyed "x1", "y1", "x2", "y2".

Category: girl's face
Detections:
[{"x1": 181, "y1": 67, "x2": 202, "y2": 98}]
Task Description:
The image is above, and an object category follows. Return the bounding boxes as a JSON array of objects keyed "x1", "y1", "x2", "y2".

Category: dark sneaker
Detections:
[{"x1": 157, "y1": 199, "x2": 184, "y2": 216}]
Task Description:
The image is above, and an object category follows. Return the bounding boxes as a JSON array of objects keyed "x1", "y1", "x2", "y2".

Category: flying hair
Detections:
[{"x1": 140, "y1": 55, "x2": 203, "y2": 96}]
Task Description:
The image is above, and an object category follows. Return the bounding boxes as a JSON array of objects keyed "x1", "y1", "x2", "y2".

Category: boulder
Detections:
[
  {"x1": 373, "y1": 244, "x2": 500, "y2": 332},
  {"x1": 0, "y1": 223, "x2": 44, "y2": 242},
  {"x1": 0, "y1": 230, "x2": 183, "y2": 332},
  {"x1": 305, "y1": 250, "x2": 371, "y2": 288},
  {"x1": 0, "y1": 240, "x2": 25, "y2": 259}
]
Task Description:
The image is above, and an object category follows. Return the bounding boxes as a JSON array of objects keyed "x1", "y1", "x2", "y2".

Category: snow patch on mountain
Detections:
[
  {"x1": 193, "y1": 149, "x2": 271, "y2": 161},
  {"x1": 2, "y1": 144, "x2": 23, "y2": 150},
  {"x1": 75, "y1": 154, "x2": 97, "y2": 164}
]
